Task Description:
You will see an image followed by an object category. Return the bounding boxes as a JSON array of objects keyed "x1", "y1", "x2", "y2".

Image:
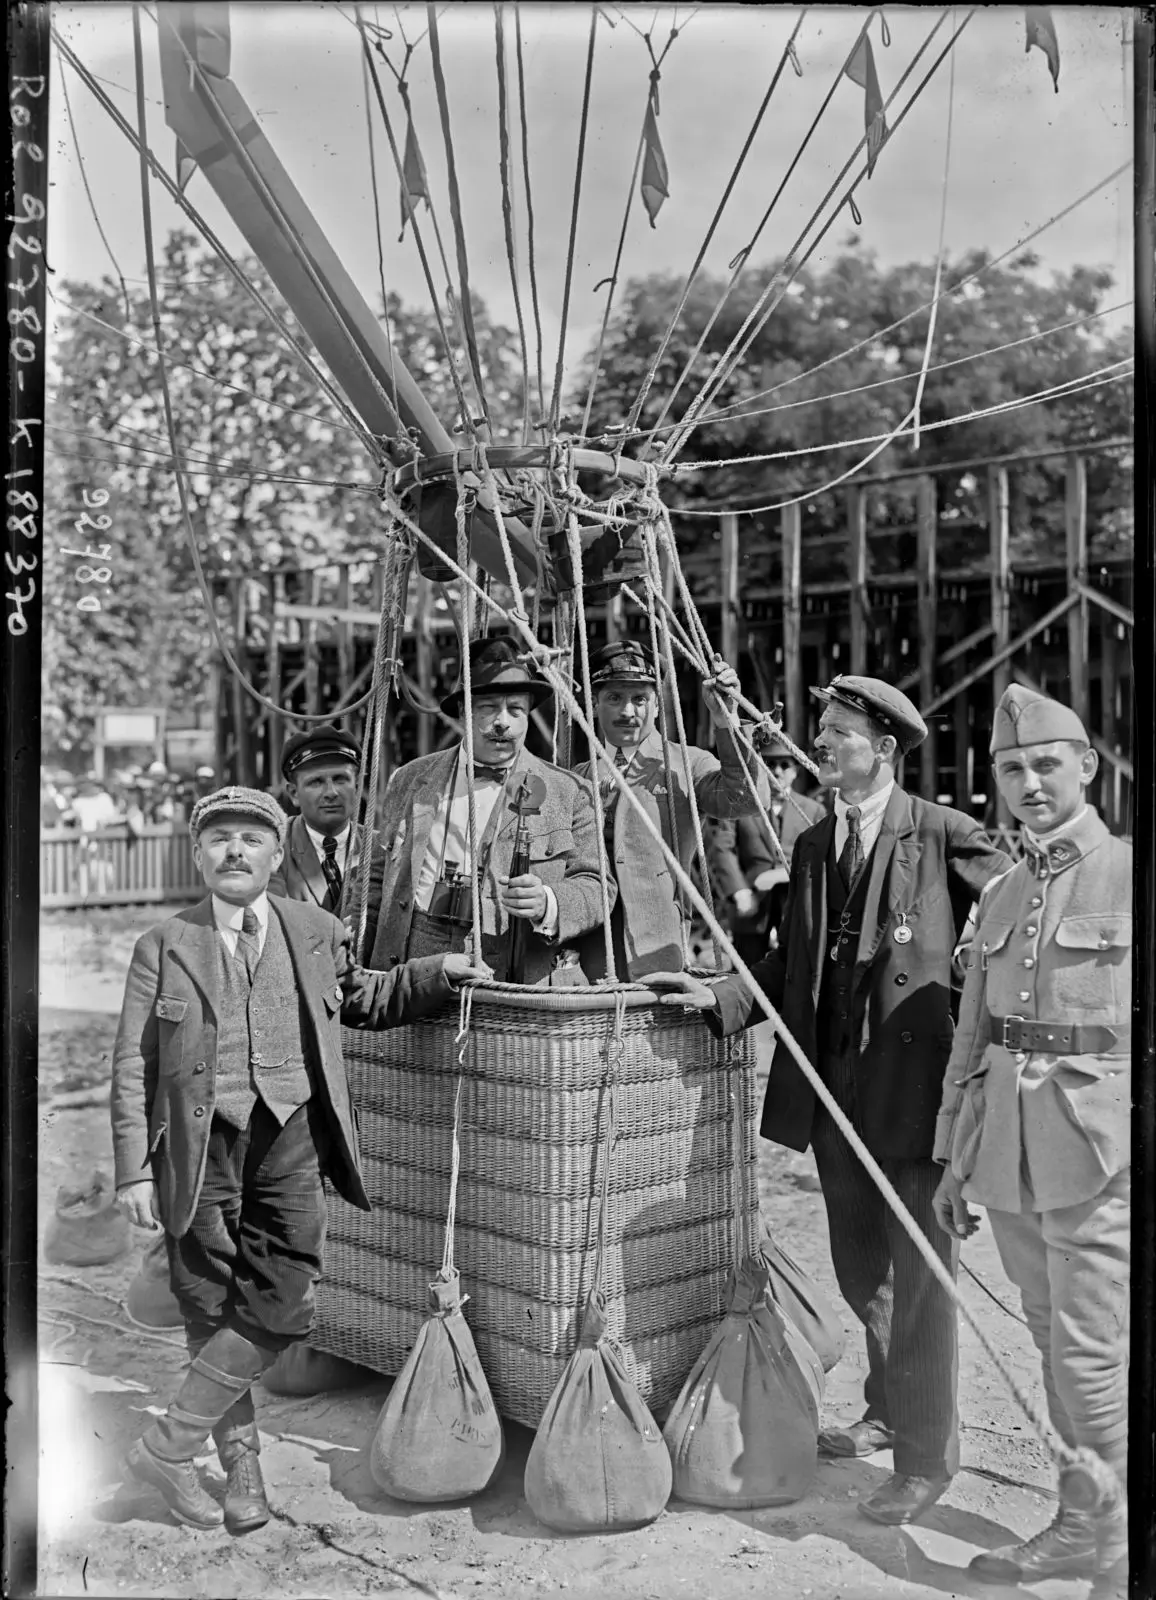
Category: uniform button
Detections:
[
  {"x1": 194, "y1": 1106, "x2": 205, "y2": 1117},
  {"x1": 251, "y1": 1053, "x2": 264, "y2": 1066},
  {"x1": 1025, "y1": 925, "x2": 1038, "y2": 937},
  {"x1": 1018, "y1": 991, "x2": 1031, "y2": 1002},
  {"x1": 1030, "y1": 897, "x2": 1042, "y2": 908},
  {"x1": 1023, "y1": 958, "x2": 1035, "y2": 969},
  {"x1": 193, "y1": 1062, "x2": 206, "y2": 1075},
  {"x1": 901, "y1": 1031, "x2": 913, "y2": 1044},
  {"x1": 895, "y1": 973, "x2": 908, "y2": 986},
  {"x1": 839, "y1": 1009, "x2": 848, "y2": 1019}
]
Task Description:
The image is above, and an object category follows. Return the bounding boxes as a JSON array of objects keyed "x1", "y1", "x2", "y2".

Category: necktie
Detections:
[
  {"x1": 602, "y1": 746, "x2": 629, "y2": 813},
  {"x1": 321, "y1": 835, "x2": 343, "y2": 910},
  {"x1": 237, "y1": 906, "x2": 261, "y2": 983},
  {"x1": 838, "y1": 806, "x2": 865, "y2": 888}
]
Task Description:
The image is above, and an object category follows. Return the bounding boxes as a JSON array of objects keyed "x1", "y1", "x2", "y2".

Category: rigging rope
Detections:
[
  {"x1": 357, "y1": 7, "x2": 403, "y2": 429},
  {"x1": 493, "y1": 4, "x2": 532, "y2": 446},
  {"x1": 548, "y1": 8, "x2": 600, "y2": 434},
  {"x1": 513, "y1": 8, "x2": 546, "y2": 425},
  {"x1": 910, "y1": 14, "x2": 956, "y2": 451},
  {"x1": 58, "y1": 58, "x2": 132, "y2": 324}
]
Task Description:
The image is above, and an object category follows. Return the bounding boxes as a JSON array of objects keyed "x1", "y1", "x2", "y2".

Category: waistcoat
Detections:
[
  {"x1": 817, "y1": 839, "x2": 874, "y2": 1063},
  {"x1": 213, "y1": 911, "x2": 316, "y2": 1129}
]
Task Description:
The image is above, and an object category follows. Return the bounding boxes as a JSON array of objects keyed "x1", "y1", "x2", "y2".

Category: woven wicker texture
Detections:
[{"x1": 312, "y1": 990, "x2": 759, "y2": 1429}]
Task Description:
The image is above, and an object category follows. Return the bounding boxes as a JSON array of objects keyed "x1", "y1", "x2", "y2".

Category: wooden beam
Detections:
[
  {"x1": 274, "y1": 602, "x2": 384, "y2": 627},
  {"x1": 1100, "y1": 610, "x2": 1119, "y2": 830},
  {"x1": 925, "y1": 591, "x2": 1079, "y2": 714},
  {"x1": 1065, "y1": 453, "x2": 1089, "y2": 726},
  {"x1": 987, "y1": 464, "x2": 1012, "y2": 826},
  {"x1": 847, "y1": 487, "x2": 869, "y2": 674},
  {"x1": 781, "y1": 503, "x2": 804, "y2": 745},
  {"x1": 1076, "y1": 581, "x2": 1133, "y2": 628},
  {"x1": 916, "y1": 475, "x2": 938, "y2": 797},
  {"x1": 896, "y1": 621, "x2": 994, "y2": 693},
  {"x1": 720, "y1": 511, "x2": 740, "y2": 668}
]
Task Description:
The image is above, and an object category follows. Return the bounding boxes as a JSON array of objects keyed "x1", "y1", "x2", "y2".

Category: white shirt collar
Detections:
[
  {"x1": 834, "y1": 779, "x2": 894, "y2": 826},
  {"x1": 305, "y1": 820, "x2": 351, "y2": 855},
  {"x1": 211, "y1": 892, "x2": 269, "y2": 932},
  {"x1": 1025, "y1": 804, "x2": 1088, "y2": 849}
]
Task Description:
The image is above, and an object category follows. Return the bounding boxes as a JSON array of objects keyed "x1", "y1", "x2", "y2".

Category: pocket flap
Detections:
[
  {"x1": 155, "y1": 995, "x2": 188, "y2": 1023},
  {"x1": 979, "y1": 923, "x2": 1013, "y2": 966},
  {"x1": 528, "y1": 829, "x2": 575, "y2": 862},
  {"x1": 1055, "y1": 915, "x2": 1131, "y2": 951}
]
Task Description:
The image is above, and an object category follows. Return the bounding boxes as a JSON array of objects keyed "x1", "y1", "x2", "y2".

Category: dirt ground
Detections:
[{"x1": 35, "y1": 906, "x2": 1090, "y2": 1600}]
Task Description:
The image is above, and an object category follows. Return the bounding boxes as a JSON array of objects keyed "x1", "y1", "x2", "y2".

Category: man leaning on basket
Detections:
[
  {"x1": 111, "y1": 786, "x2": 483, "y2": 1534},
  {"x1": 932, "y1": 686, "x2": 1131, "y2": 1598}
]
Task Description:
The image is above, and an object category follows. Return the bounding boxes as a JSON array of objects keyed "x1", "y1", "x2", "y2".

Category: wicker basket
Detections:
[{"x1": 312, "y1": 986, "x2": 759, "y2": 1429}]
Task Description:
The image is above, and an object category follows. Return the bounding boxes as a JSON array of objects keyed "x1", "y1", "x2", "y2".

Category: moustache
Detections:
[{"x1": 220, "y1": 860, "x2": 252, "y2": 872}]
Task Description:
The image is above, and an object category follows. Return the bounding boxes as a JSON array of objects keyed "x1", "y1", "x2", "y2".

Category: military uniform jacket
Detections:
[
  {"x1": 365, "y1": 745, "x2": 611, "y2": 985},
  {"x1": 574, "y1": 726, "x2": 770, "y2": 978},
  {"x1": 110, "y1": 895, "x2": 455, "y2": 1236},
  {"x1": 933, "y1": 807, "x2": 1132, "y2": 1214},
  {"x1": 709, "y1": 787, "x2": 1010, "y2": 1157},
  {"x1": 268, "y1": 816, "x2": 385, "y2": 929}
]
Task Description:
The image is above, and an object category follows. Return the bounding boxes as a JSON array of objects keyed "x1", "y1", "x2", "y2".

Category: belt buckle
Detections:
[{"x1": 1001, "y1": 1014, "x2": 1025, "y2": 1049}]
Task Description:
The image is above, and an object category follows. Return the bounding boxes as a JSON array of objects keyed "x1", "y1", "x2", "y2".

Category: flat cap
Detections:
[
  {"x1": 189, "y1": 785, "x2": 287, "y2": 841},
  {"x1": 589, "y1": 639, "x2": 660, "y2": 689},
  {"x1": 811, "y1": 674, "x2": 928, "y2": 754},
  {"x1": 990, "y1": 684, "x2": 1088, "y2": 753},
  {"x1": 281, "y1": 725, "x2": 362, "y2": 781}
]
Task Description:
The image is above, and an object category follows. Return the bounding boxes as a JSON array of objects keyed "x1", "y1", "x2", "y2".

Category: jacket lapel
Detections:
[
  {"x1": 169, "y1": 896, "x2": 221, "y2": 1018},
  {"x1": 801, "y1": 817, "x2": 833, "y2": 1005},
  {"x1": 408, "y1": 747, "x2": 457, "y2": 885},
  {"x1": 856, "y1": 785, "x2": 913, "y2": 969},
  {"x1": 289, "y1": 816, "x2": 327, "y2": 907},
  {"x1": 272, "y1": 898, "x2": 329, "y2": 1044}
]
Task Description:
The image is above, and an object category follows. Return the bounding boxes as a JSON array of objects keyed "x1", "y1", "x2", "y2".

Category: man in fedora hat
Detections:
[
  {"x1": 269, "y1": 725, "x2": 384, "y2": 943},
  {"x1": 573, "y1": 639, "x2": 766, "y2": 979},
  {"x1": 933, "y1": 686, "x2": 1130, "y2": 1595},
  {"x1": 111, "y1": 787, "x2": 483, "y2": 1534},
  {"x1": 364, "y1": 634, "x2": 609, "y2": 984},
  {"x1": 652, "y1": 674, "x2": 1011, "y2": 1526}
]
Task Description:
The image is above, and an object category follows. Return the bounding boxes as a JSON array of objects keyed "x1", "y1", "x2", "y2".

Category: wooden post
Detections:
[
  {"x1": 231, "y1": 578, "x2": 253, "y2": 786},
  {"x1": 336, "y1": 564, "x2": 352, "y2": 724},
  {"x1": 916, "y1": 476, "x2": 938, "y2": 798},
  {"x1": 266, "y1": 575, "x2": 283, "y2": 790},
  {"x1": 953, "y1": 607, "x2": 971, "y2": 810},
  {"x1": 415, "y1": 574, "x2": 434, "y2": 758},
  {"x1": 1065, "y1": 453, "x2": 1089, "y2": 727},
  {"x1": 304, "y1": 569, "x2": 321, "y2": 716},
  {"x1": 781, "y1": 504, "x2": 803, "y2": 745},
  {"x1": 605, "y1": 590, "x2": 623, "y2": 644},
  {"x1": 847, "y1": 487, "x2": 869, "y2": 675},
  {"x1": 720, "y1": 511, "x2": 740, "y2": 668},
  {"x1": 1100, "y1": 610, "x2": 1119, "y2": 830},
  {"x1": 988, "y1": 465, "x2": 1012, "y2": 826}
]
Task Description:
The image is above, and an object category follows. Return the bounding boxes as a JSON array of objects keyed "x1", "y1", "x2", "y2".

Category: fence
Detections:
[{"x1": 40, "y1": 824, "x2": 203, "y2": 910}]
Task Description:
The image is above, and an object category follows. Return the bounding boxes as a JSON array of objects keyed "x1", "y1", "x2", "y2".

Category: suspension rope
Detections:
[
  {"x1": 911, "y1": 20, "x2": 956, "y2": 451},
  {"x1": 622, "y1": 9, "x2": 808, "y2": 440},
  {"x1": 640, "y1": 566, "x2": 689, "y2": 964},
  {"x1": 513, "y1": 8, "x2": 546, "y2": 425},
  {"x1": 493, "y1": 4, "x2": 532, "y2": 446},
  {"x1": 442, "y1": 984, "x2": 476, "y2": 1277},
  {"x1": 579, "y1": 108, "x2": 647, "y2": 445},
  {"x1": 590, "y1": 989, "x2": 627, "y2": 1299},
  {"x1": 548, "y1": 7, "x2": 600, "y2": 434},
  {"x1": 357, "y1": 6, "x2": 403, "y2": 427},
  {"x1": 57, "y1": 58, "x2": 132, "y2": 324}
]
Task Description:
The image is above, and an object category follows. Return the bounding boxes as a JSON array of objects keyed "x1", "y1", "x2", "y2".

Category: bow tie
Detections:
[{"x1": 471, "y1": 763, "x2": 511, "y2": 783}]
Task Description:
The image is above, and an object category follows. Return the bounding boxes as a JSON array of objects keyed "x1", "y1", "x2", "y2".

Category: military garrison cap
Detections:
[
  {"x1": 189, "y1": 786, "x2": 287, "y2": 841},
  {"x1": 990, "y1": 684, "x2": 1089, "y2": 753},
  {"x1": 589, "y1": 639, "x2": 660, "y2": 689},
  {"x1": 811, "y1": 674, "x2": 928, "y2": 754},
  {"x1": 280, "y1": 725, "x2": 362, "y2": 781}
]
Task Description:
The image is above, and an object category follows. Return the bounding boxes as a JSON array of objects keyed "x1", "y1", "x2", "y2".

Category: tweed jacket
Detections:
[
  {"x1": 268, "y1": 816, "x2": 385, "y2": 927},
  {"x1": 933, "y1": 807, "x2": 1131, "y2": 1214},
  {"x1": 365, "y1": 744, "x2": 611, "y2": 985},
  {"x1": 575, "y1": 726, "x2": 770, "y2": 979},
  {"x1": 110, "y1": 894, "x2": 455, "y2": 1236},
  {"x1": 709, "y1": 787, "x2": 1011, "y2": 1158},
  {"x1": 707, "y1": 793, "x2": 827, "y2": 897}
]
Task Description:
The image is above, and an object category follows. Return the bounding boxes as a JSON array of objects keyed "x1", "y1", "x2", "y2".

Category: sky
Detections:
[{"x1": 45, "y1": 4, "x2": 1135, "y2": 411}]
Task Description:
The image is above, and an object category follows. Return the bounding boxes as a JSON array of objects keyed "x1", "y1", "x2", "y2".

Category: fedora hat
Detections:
[{"x1": 440, "y1": 635, "x2": 554, "y2": 716}]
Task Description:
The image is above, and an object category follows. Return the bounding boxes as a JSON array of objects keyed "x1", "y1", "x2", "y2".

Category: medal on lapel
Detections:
[{"x1": 893, "y1": 913, "x2": 913, "y2": 946}]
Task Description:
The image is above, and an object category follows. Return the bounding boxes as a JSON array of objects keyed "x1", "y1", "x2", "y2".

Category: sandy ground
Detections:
[{"x1": 34, "y1": 906, "x2": 1092, "y2": 1600}]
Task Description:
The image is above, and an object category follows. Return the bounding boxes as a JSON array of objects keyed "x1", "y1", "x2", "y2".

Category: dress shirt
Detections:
[
  {"x1": 305, "y1": 820, "x2": 352, "y2": 873},
  {"x1": 211, "y1": 892, "x2": 270, "y2": 958},
  {"x1": 833, "y1": 780, "x2": 894, "y2": 862},
  {"x1": 414, "y1": 751, "x2": 558, "y2": 936}
]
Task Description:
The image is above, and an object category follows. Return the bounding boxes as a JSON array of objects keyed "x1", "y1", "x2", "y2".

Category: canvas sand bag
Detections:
[
  {"x1": 368, "y1": 987, "x2": 504, "y2": 1502},
  {"x1": 758, "y1": 1218, "x2": 845, "y2": 1374},
  {"x1": 44, "y1": 1170, "x2": 131, "y2": 1267},
  {"x1": 663, "y1": 1255, "x2": 823, "y2": 1509},
  {"x1": 124, "y1": 1231, "x2": 184, "y2": 1328}
]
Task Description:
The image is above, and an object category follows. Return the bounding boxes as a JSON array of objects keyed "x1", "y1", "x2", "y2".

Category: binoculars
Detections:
[{"x1": 427, "y1": 868, "x2": 474, "y2": 927}]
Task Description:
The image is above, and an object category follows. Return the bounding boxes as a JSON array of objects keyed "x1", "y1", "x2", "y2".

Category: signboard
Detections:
[{"x1": 99, "y1": 710, "x2": 163, "y2": 745}]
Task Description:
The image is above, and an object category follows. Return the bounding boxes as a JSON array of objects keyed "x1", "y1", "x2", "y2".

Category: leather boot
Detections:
[
  {"x1": 123, "y1": 1438, "x2": 224, "y2": 1530},
  {"x1": 215, "y1": 1421, "x2": 270, "y2": 1535},
  {"x1": 969, "y1": 1506, "x2": 1100, "y2": 1583}
]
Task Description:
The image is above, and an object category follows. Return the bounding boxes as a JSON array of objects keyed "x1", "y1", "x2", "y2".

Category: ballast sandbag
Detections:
[
  {"x1": 663, "y1": 1255, "x2": 823, "y2": 1509},
  {"x1": 525, "y1": 1289, "x2": 672, "y2": 1532},
  {"x1": 368, "y1": 1268, "x2": 504, "y2": 1503},
  {"x1": 758, "y1": 1221, "x2": 845, "y2": 1374}
]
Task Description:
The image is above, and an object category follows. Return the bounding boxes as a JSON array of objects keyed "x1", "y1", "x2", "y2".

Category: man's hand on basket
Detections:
[
  {"x1": 648, "y1": 971, "x2": 720, "y2": 1012},
  {"x1": 498, "y1": 872, "x2": 548, "y2": 922},
  {"x1": 702, "y1": 658, "x2": 742, "y2": 728},
  {"x1": 441, "y1": 953, "x2": 492, "y2": 988},
  {"x1": 932, "y1": 1166, "x2": 981, "y2": 1241},
  {"x1": 116, "y1": 1179, "x2": 160, "y2": 1231}
]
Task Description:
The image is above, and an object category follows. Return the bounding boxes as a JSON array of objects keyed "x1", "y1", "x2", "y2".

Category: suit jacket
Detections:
[
  {"x1": 365, "y1": 745, "x2": 611, "y2": 985},
  {"x1": 575, "y1": 726, "x2": 770, "y2": 979},
  {"x1": 710, "y1": 787, "x2": 1011, "y2": 1159},
  {"x1": 110, "y1": 894, "x2": 455, "y2": 1236},
  {"x1": 707, "y1": 794, "x2": 827, "y2": 899},
  {"x1": 934, "y1": 807, "x2": 1131, "y2": 1213},
  {"x1": 269, "y1": 817, "x2": 384, "y2": 934}
]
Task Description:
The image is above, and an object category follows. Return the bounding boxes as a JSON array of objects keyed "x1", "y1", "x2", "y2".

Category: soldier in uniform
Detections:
[{"x1": 933, "y1": 686, "x2": 1130, "y2": 1595}]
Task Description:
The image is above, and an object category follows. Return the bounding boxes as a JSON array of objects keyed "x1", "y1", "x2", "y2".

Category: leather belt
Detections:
[{"x1": 989, "y1": 1015, "x2": 1131, "y2": 1055}]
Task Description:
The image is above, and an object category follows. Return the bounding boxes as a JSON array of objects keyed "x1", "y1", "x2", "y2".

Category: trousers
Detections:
[
  {"x1": 166, "y1": 1100, "x2": 331, "y2": 1356},
  {"x1": 987, "y1": 1167, "x2": 1130, "y2": 1480},
  {"x1": 811, "y1": 1053, "x2": 960, "y2": 1478}
]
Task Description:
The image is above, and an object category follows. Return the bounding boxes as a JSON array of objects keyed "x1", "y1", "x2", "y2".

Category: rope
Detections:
[
  {"x1": 513, "y1": 8, "x2": 546, "y2": 425},
  {"x1": 591, "y1": 990, "x2": 627, "y2": 1298},
  {"x1": 426, "y1": 4, "x2": 492, "y2": 430},
  {"x1": 58, "y1": 58, "x2": 132, "y2": 323},
  {"x1": 961, "y1": 1258, "x2": 1029, "y2": 1328},
  {"x1": 623, "y1": 9, "x2": 808, "y2": 439},
  {"x1": 442, "y1": 983, "x2": 475, "y2": 1276},
  {"x1": 452, "y1": 504, "x2": 485, "y2": 962},
  {"x1": 911, "y1": 29, "x2": 955, "y2": 451},
  {"x1": 548, "y1": 7, "x2": 600, "y2": 434},
  {"x1": 493, "y1": 5, "x2": 532, "y2": 446},
  {"x1": 579, "y1": 106, "x2": 647, "y2": 444},
  {"x1": 357, "y1": 6, "x2": 402, "y2": 427},
  {"x1": 641, "y1": 566, "x2": 689, "y2": 964}
]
